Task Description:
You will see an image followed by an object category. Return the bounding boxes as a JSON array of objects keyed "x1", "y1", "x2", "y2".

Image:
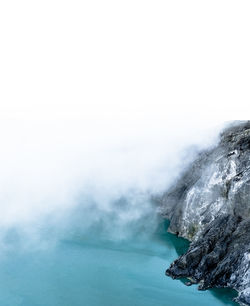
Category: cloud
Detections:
[
  {"x1": 0, "y1": 115, "x2": 224, "y2": 248},
  {"x1": 0, "y1": 0, "x2": 249, "y2": 247}
]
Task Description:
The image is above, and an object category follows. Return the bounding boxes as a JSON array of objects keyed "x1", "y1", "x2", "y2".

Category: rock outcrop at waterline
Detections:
[{"x1": 160, "y1": 121, "x2": 250, "y2": 305}]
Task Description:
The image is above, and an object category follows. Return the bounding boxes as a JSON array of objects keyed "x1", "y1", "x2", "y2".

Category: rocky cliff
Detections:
[{"x1": 160, "y1": 121, "x2": 250, "y2": 305}]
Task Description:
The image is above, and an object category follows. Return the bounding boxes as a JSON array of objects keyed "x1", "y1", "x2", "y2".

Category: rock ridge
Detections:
[{"x1": 160, "y1": 121, "x2": 250, "y2": 305}]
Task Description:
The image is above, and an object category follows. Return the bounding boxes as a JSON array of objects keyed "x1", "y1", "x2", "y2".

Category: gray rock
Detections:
[{"x1": 160, "y1": 121, "x2": 250, "y2": 305}]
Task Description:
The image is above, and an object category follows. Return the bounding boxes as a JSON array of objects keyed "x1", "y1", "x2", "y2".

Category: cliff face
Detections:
[{"x1": 160, "y1": 121, "x2": 250, "y2": 305}]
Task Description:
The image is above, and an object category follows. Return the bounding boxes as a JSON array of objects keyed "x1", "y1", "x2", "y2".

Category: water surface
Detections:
[{"x1": 0, "y1": 226, "x2": 238, "y2": 306}]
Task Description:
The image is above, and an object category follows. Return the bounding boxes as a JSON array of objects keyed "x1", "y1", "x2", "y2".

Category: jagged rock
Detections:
[{"x1": 160, "y1": 121, "x2": 250, "y2": 305}]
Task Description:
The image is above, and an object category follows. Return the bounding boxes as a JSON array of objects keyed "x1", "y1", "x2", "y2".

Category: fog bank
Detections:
[
  {"x1": 0, "y1": 116, "x2": 225, "y2": 249},
  {"x1": 1, "y1": 0, "x2": 249, "y2": 248}
]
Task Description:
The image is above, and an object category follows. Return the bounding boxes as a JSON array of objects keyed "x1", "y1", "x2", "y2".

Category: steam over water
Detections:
[
  {"x1": 0, "y1": 118, "x2": 223, "y2": 248},
  {"x1": 0, "y1": 117, "x2": 239, "y2": 305}
]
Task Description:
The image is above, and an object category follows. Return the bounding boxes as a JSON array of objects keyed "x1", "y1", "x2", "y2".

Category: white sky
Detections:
[{"x1": 0, "y1": 0, "x2": 249, "y2": 122}]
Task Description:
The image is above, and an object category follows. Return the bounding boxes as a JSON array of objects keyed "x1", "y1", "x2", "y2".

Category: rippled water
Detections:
[{"x1": 0, "y1": 222, "x2": 238, "y2": 306}]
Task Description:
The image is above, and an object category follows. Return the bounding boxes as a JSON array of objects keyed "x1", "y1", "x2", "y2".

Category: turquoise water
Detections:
[{"x1": 0, "y1": 225, "x2": 238, "y2": 306}]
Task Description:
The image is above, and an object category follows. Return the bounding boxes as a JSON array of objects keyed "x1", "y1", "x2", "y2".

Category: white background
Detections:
[{"x1": 0, "y1": 0, "x2": 249, "y2": 121}]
